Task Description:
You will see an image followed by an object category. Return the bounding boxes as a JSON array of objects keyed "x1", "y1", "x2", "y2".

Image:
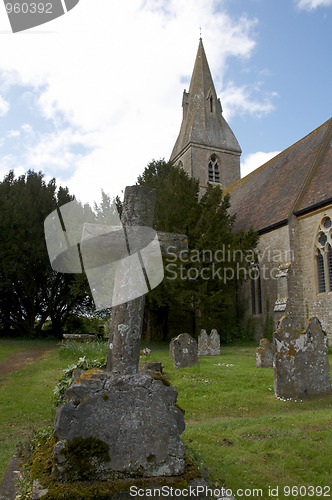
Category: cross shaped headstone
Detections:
[
  {"x1": 80, "y1": 185, "x2": 187, "y2": 375},
  {"x1": 105, "y1": 185, "x2": 188, "y2": 374}
]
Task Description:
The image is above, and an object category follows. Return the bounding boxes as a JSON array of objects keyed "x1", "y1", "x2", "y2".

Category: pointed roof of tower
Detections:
[{"x1": 170, "y1": 38, "x2": 241, "y2": 162}]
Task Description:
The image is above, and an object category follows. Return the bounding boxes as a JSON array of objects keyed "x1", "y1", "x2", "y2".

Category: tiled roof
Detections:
[{"x1": 226, "y1": 118, "x2": 332, "y2": 233}]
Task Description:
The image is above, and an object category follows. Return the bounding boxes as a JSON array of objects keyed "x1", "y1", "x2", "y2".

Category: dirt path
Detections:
[{"x1": 0, "y1": 347, "x2": 55, "y2": 385}]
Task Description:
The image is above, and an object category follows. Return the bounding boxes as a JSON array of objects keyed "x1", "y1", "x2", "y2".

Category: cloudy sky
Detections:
[{"x1": 0, "y1": 0, "x2": 331, "y2": 205}]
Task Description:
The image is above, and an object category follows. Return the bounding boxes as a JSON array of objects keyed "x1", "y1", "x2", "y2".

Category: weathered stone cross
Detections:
[
  {"x1": 81, "y1": 185, "x2": 187, "y2": 374},
  {"x1": 106, "y1": 185, "x2": 187, "y2": 374}
]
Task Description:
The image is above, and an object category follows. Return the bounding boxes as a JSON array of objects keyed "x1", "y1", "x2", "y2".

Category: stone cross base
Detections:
[{"x1": 53, "y1": 370, "x2": 186, "y2": 481}]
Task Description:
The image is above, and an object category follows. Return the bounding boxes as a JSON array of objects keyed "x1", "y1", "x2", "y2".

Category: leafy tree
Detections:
[
  {"x1": 137, "y1": 160, "x2": 258, "y2": 340},
  {"x1": 0, "y1": 170, "x2": 91, "y2": 337}
]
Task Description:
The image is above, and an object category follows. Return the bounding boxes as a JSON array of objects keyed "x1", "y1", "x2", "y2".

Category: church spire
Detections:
[{"x1": 170, "y1": 38, "x2": 241, "y2": 190}]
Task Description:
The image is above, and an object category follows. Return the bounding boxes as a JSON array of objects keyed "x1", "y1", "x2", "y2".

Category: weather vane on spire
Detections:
[{"x1": 199, "y1": 26, "x2": 202, "y2": 39}]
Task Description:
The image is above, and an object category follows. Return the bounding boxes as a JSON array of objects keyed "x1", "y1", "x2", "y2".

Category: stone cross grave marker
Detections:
[
  {"x1": 52, "y1": 186, "x2": 188, "y2": 479},
  {"x1": 105, "y1": 186, "x2": 188, "y2": 373},
  {"x1": 80, "y1": 185, "x2": 188, "y2": 374}
]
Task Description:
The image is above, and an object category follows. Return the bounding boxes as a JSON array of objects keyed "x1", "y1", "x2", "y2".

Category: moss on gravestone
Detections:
[{"x1": 28, "y1": 434, "x2": 202, "y2": 499}]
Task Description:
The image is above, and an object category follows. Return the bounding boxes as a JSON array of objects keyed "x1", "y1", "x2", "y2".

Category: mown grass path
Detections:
[
  {"x1": 0, "y1": 347, "x2": 55, "y2": 386},
  {"x1": 0, "y1": 339, "x2": 65, "y2": 480}
]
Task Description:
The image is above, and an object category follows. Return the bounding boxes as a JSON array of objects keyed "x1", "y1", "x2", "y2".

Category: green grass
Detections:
[
  {"x1": 0, "y1": 339, "x2": 67, "y2": 480},
  {"x1": 144, "y1": 343, "x2": 332, "y2": 498},
  {"x1": 0, "y1": 338, "x2": 58, "y2": 363},
  {"x1": 0, "y1": 339, "x2": 331, "y2": 500}
]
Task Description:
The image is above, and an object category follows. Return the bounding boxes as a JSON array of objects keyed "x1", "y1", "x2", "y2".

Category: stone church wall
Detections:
[
  {"x1": 297, "y1": 206, "x2": 332, "y2": 343},
  {"x1": 241, "y1": 207, "x2": 332, "y2": 344},
  {"x1": 241, "y1": 224, "x2": 292, "y2": 340}
]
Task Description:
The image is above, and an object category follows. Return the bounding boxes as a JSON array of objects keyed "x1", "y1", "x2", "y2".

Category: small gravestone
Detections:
[
  {"x1": 256, "y1": 338, "x2": 273, "y2": 367},
  {"x1": 273, "y1": 316, "x2": 331, "y2": 399},
  {"x1": 198, "y1": 329, "x2": 220, "y2": 356},
  {"x1": 172, "y1": 333, "x2": 199, "y2": 369}
]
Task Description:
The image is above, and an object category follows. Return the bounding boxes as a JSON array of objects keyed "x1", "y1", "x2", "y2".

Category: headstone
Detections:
[
  {"x1": 273, "y1": 316, "x2": 331, "y2": 399},
  {"x1": 172, "y1": 333, "x2": 199, "y2": 369},
  {"x1": 255, "y1": 338, "x2": 273, "y2": 367},
  {"x1": 52, "y1": 186, "x2": 188, "y2": 479},
  {"x1": 141, "y1": 347, "x2": 151, "y2": 357},
  {"x1": 198, "y1": 329, "x2": 220, "y2": 356},
  {"x1": 53, "y1": 371, "x2": 185, "y2": 480}
]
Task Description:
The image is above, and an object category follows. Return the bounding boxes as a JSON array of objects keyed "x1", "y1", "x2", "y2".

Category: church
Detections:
[{"x1": 170, "y1": 39, "x2": 332, "y2": 343}]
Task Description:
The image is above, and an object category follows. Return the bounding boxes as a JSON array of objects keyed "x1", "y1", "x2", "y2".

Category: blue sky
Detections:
[{"x1": 0, "y1": 0, "x2": 331, "y2": 204}]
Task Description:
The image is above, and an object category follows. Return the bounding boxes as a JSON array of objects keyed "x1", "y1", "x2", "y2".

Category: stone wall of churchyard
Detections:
[{"x1": 297, "y1": 205, "x2": 332, "y2": 343}]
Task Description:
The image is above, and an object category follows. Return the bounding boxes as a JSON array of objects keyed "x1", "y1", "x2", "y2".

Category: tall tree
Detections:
[
  {"x1": 0, "y1": 170, "x2": 91, "y2": 336},
  {"x1": 137, "y1": 160, "x2": 258, "y2": 339}
]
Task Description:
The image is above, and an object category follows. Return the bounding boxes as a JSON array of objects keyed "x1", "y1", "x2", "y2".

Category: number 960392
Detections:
[{"x1": 5, "y1": 3, "x2": 53, "y2": 14}]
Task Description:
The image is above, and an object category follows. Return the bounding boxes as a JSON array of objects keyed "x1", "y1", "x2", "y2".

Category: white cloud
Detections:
[
  {"x1": 0, "y1": 0, "x2": 275, "y2": 204},
  {"x1": 25, "y1": 128, "x2": 93, "y2": 171},
  {"x1": 241, "y1": 151, "x2": 280, "y2": 178},
  {"x1": 7, "y1": 130, "x2": 20, "y2": 138},
  {"x1": 222, "y1": 83, "x2": 277, "y2": 120},
  {"x1": 296, "y1": 0, "x2": 332, "y2": 10},
  {"x1": 21, "y1": 123, "x2": 34, "y2": 134},
  {"x1": 0, "y1": 96, "x2": 9, "y2": 116},
  {"x1": 0, "y1": 154, "x2": 25, "y2": 178}
]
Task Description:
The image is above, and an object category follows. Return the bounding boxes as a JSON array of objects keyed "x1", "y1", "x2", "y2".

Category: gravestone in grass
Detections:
[
  {"x1": 273, "y1": 316, "x2": 331, "y2": 399},
  {"x1": 198, "y1": 329, "x2": 220, "y2": 356},
  {"x1": 53, "y1": 186, "x2": 188, "y2": 480},
  {"x1": 171, "y1": 333, "x2": 199, "y2": 369},
  {"x1": 255, "y1": 338, "x2": 273, "y2": 368}
]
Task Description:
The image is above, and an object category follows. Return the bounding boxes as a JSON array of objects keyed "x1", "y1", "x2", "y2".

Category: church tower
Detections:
[{"x1": 170, "y1": 38, "x2": 241, "y2": 190}]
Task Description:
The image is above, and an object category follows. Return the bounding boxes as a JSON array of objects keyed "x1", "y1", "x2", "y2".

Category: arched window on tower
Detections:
[
  {"x1": 208, "y1": 154, "x2": 220, "y2": 183},
  {"x1": 315, "y1": 216, "x2": 332, "y2": 293},
  {"x1": 210, "y1": 95, "x2": 213, "y2": 113}
]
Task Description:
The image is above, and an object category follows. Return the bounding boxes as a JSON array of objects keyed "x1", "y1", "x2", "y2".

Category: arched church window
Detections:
[
  {"x1": 210, "y1": 95, "x2": 213, "y2": 113},
  {"x1": 251, "y1": 263, "x2": 262, "y2": 315},
  {"x1": 317, "y1": 252, "x2": 326, "y2": 293},
  {"x1": 208, "y1": 155, "x2": 220, "y2": 183},
  {"x1": 328, "y1": 244, "x2": 332, "y2": 290},
  {"x1": 315, "y1": 216, "x2": 332, "y2": 293}
]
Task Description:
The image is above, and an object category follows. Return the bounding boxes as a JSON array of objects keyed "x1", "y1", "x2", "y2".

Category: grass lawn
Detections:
[
  {"x1": 0, "y1": 338, "x2": 59, "y2": 363},
  {"x1": 0, "y1": 339, "x2": 66, "y2": 480},
  {"x1": 0, "y1": 339, "x2": 331, "y2": 499}
]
